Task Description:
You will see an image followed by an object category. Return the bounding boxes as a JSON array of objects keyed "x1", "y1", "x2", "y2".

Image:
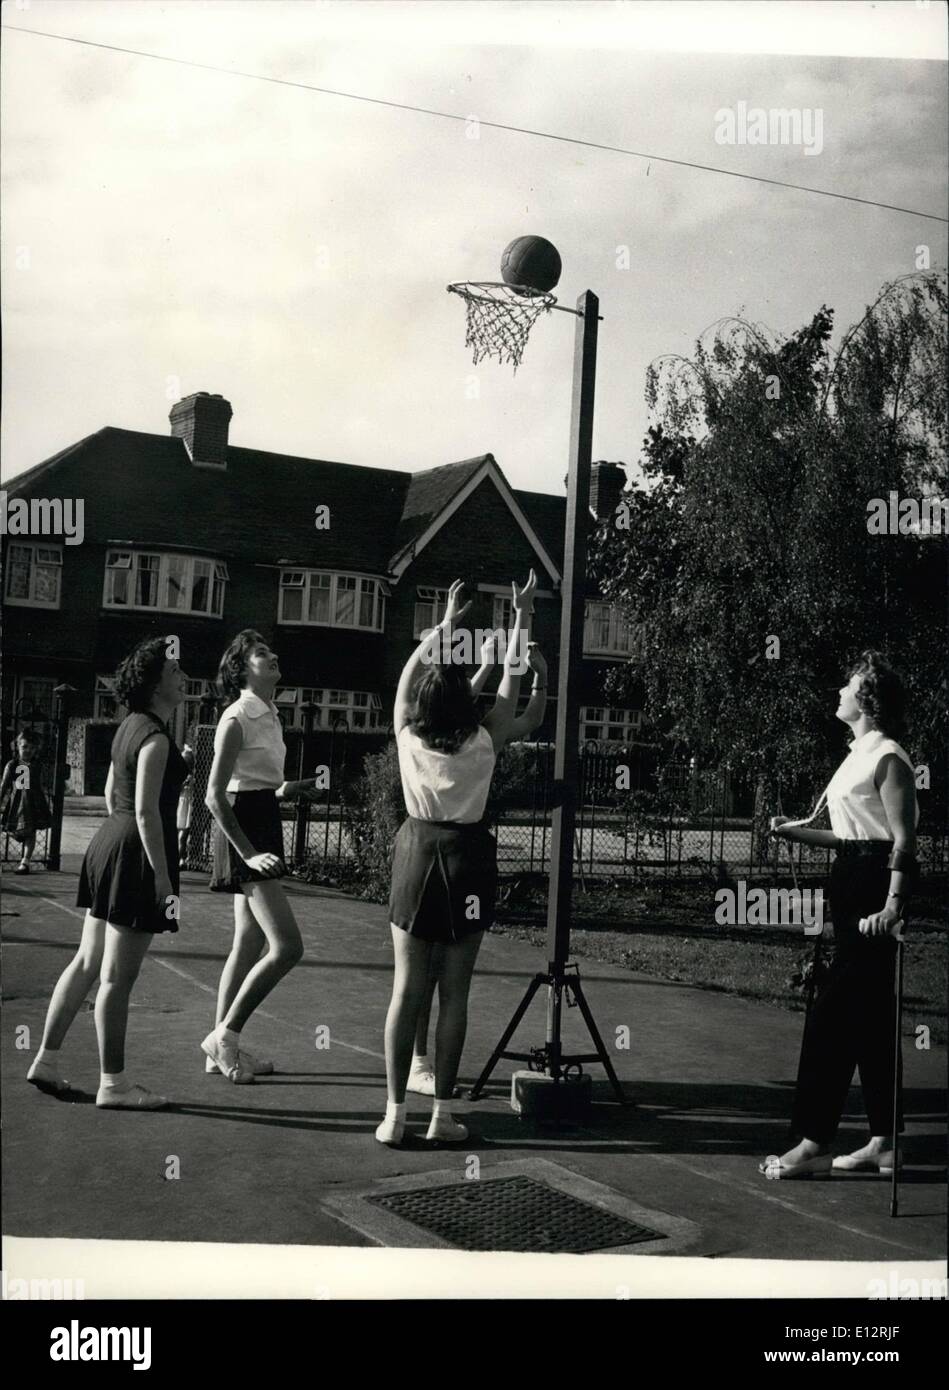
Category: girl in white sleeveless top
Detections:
[
  {"x1": 762, "y1": 651, "x2": 919, "y2": 1180},
  {"x1": 201, "y1": 630, "x2": 320, "y2": 1084},
  {"x1": 376, "y1": 574, "x2": 548, "y2": 1146}
]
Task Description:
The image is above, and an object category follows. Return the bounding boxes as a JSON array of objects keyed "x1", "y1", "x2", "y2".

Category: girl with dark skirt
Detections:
[
  {"x1": 1, "y1": 728, "x2": 52, "y2": 872},
  {"x1": 26, "y1": 637, "x2": 188, "y2": 1109},
  {"x1": 202, "y1": 631, "x2": 317, "y2": 1084},
  {"x1": 761, "y1": 651, "x2": 919, "y2": 1179},
  {"x1": 376, "y1": 572, "x2": 545, "y2": 1146}
]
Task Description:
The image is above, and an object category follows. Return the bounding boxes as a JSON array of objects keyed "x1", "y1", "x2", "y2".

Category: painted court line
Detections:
[
  {"x1": 19, "y1": 889, "x2": 385, "y2": 1062},
  {"x1": 643, "y1": 1152, "x2": 917, "y2": 1254}
]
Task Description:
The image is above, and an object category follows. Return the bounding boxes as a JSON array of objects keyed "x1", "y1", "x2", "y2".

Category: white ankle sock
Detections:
[
  {"x1": 432, "y1": 1098, "x2": 453, "y2": 1120},
  {"x1": 35, "y1": 1046, "x2": 61, "y2": 1066},
  {"x1": 385, "y1": 1101, "x2": 406, "y2": 1123},
  {"x1": 100, "y1": 1071, "x2": 128, "y2": 1090},
  {"x1": 219, "y1": 1026, "x2": 240, "y2": 1045},
  {"x1": 412, "y1": 1053, "x2": 431, "y2": 1071}
]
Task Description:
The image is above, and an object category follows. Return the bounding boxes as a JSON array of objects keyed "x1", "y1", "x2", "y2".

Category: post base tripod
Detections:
[{"x1": 467, "y1": 962, "x2": 633, "y2": 1107}]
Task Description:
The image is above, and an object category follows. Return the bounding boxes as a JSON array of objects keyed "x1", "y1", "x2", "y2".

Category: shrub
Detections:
[{"x1": 346, "y1": 742, "x2": 404, "y2": 901}]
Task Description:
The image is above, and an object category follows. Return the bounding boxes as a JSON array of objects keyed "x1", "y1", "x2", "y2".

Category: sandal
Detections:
[{"x1": 760, "y1": 1152, "x2": 833, "y2": 1180}]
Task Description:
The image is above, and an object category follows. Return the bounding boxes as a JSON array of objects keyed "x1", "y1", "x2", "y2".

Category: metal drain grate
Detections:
[{"x1": 367, "y1": 1176, "x2": 665, "y2": 1253}]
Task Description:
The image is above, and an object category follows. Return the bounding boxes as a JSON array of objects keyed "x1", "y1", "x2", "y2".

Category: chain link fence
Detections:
[{"x1": 183, "y1": 729, "x2": 946, "y2": 889}]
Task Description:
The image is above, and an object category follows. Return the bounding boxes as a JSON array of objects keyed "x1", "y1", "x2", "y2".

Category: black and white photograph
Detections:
[{"x1": 1, "y1": 0, "x2": 946, "y2": 1347}]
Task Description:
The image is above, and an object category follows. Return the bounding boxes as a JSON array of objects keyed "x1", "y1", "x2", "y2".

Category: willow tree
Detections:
[{"x1": 591, "y1": 271, "x2": 947, "y2": 831}]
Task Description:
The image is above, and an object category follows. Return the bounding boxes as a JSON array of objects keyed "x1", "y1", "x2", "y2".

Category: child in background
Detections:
[
  {"x1": 1, "y1": 729, "x2": 52, "y2": 873},
  {"x1": 177, "y1": 743, "x2": 196, "y2": 867}
]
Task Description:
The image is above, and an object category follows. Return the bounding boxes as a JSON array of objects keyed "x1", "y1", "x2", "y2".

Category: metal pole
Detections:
[
  {"x1": 46, "y1": 684, "x2": 76, "y2": 871},
  {"x1": 544, "y1": 289, "x2": 598, "y2": 1076}
]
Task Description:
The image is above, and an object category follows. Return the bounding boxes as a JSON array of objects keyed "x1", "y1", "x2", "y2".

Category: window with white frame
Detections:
[
  {"x1": 5, "y1": 543, "x2": 63, "y2": 608},
  {"x1": 580, "y1": 706, "x2": 642, "y2": 743},
  {"x1": 94, "y1": 675, "x2": 120, "y2": 720},
  {"x1": 492, "y1": 593, "x2": 515, "y2": 633},
  {"x1": 279, "y1": 571, "x2": 387, "y2": 630},
  {"x1": 583, "y1": 601, "x2": 639, "y2": 656},
  {"x1": 17, "y1": 676, "x2": 57, "y2": 718},
  {"x1": 413, "y1": 586, "x2": 449, "y2": 638},
  {"x1": 103, "y1": 550, "x2": 228, "y2": 617},
  {"x1": 275, "y1": 687, "x2": 384, "y2": 732}
]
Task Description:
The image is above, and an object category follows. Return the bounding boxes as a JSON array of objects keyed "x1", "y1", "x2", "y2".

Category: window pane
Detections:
[
  {"x1": 335, "y1": 576, "x2": 356, "y2": 626},
  {"x1": 164, "y1": 555, "x2": 188, "y2": 610},
  {"x1": 32, "y1": 564, "x2": 60, "y2": 604},
  {"x1": 358, "y1": 580, "x2": 375, "y2": 628},
  {"x1": 6, "y1": 555, "x2": 30, "y2": 599},
  {"x1": 413, "y1": 601, "x2": 433, "y2": 638},
  {"x1": 135, "y1": 554, "x2": 160, "y2": 607},
  {"x1": 190, "y1": 559, "x2": 210, "y2": 613},
  {"x1": 282, "y1": 587, "x2": 303, "y2": 621},
  {"x1": 308, "y1": 574, "x2": 331, "y2": 623},
  {"x1": 493, "y1": 596, "x2": 514, "y2": 630},
  {"x1": 108, "y1": 567, "x2": 129, "y2": 605}
]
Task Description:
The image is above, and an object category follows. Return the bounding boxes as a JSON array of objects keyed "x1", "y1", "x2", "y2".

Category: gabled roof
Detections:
[
  {"x1": 389, "y1": 456, "x2": 562, "y2": 584},
  {"x1": 5, "y1": 427, "x2": 565, "y2": 584}
]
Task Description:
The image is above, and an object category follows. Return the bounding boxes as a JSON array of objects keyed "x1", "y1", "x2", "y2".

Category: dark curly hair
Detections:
[
  {"x1": 848, "y1": 650, "x2": 907, "y2": 740},
  {"x1": 217, "y1": 629, "x2": 266, "y2": 702},
  {"x1": 408, "y1": 662, "x2": 480, "y2": 755},
  {"x1": 114, "y1": 637, "x2": 172, "y2": 713}
]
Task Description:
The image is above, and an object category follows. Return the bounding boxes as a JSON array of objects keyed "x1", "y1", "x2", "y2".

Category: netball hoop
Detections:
[
  {"x1": 446, "y1": 282, "x2": 557, "y2": 372},
  {"x1": 448, "y1": 237, "x2": 628, "y2": 1115}
]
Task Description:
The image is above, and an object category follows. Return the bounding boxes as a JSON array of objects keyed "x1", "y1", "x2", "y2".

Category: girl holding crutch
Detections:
[
  {"x1": 376, "y1": 572, "x2": 542, "y2": 1145},
  {"x1": 203, "y1": 630, "x2": 319, "y2": 1083},
  {"x1": 761, "y1": 651, "x2": 919, "y2": 1180}
]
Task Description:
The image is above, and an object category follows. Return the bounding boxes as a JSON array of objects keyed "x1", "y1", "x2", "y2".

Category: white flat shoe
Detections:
[
  {"x1": 27, "y1": 1060, "x2": 71, "y2": 1094},
  {"x1": 375, "y1": 1116, "x2": 406, "y2": 1146},
  {"x1": 426, "y1": 1115, "x2": 469, "y2": 1143},
  {"x1": 201, "y1": 1031, "x2": 254, "y2": 1084},
  {"x1": 205, "y1": 1049, "x2": 274, "y2": 1076},
  {"x1": 833, "y1": 1150, "x2": 899, "y2": 1175},
  {"x1": 96, "y1": 1084, "x2": 168, "y2": 1110},
  {"x1": 406, "y1": 1065, "x2": 436, "y2": 1096}
]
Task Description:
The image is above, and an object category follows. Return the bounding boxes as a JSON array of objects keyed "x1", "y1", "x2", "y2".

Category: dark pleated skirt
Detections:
[
  {"x1": 76, "y1": 812, "x2": 180, "y2": 933},
  {"x1": 389, "y1": 816, "x2": 497, "y2": 943},
  {"x1": 209, "y1": 789, "x2": 287, "y2": 893}
]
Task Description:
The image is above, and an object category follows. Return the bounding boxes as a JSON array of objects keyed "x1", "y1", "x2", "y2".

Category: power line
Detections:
[{"x1": 3, "y1": 22, "x2": 947, "y2": 224}]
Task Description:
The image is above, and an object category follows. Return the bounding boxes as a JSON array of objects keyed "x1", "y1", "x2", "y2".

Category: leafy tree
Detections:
[{"x1": 591, "y1": 272, "x2": 947, "y2": 831}]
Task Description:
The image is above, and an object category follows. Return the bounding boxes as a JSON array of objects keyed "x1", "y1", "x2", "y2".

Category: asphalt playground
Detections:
[{"x1": 2, "y1": 856, "x2": 946, "y2": 1282}]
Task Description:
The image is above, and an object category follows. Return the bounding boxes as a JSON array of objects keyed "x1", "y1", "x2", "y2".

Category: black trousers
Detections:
[{"x1": 791, "y1": 846, "x2": 903, "y2": 1143}]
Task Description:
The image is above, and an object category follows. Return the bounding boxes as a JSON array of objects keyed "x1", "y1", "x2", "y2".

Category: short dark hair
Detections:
[
  {"x1": 217, "y1": 629, "x2": 266, "y2": 702},
  {"x1": 114, "y1": 637, "x2": 171, "y2": 713},
  {"x1": 848, "y1": 650, "x2": 907, "y2": 739},
  {"x1": 408, "y1": 663, "x2": 480, "y2": 755}
]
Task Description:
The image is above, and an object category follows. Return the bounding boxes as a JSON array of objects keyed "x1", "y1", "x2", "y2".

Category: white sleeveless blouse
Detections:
[
  {"x1": 220, "y1": 689, "x2": 286, "y2": 792},
  {"x1": 397, "y1": 724, "x2": 496, "y2": 823},
  {"x1": 825, "y1": 730, "x2": 918, "y2": 840}
]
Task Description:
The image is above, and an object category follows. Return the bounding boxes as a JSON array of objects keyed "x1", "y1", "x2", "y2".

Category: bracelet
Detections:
[{"x1": 887, "y1": 847, "x2": 917, "y2": 873}]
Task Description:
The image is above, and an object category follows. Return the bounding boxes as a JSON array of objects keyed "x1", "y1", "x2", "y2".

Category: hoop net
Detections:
[{"x1": 447, "y1": 282, "x2": 556, "y2": 372}]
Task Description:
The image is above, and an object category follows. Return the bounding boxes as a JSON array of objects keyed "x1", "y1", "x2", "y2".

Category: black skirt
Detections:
[
  {"x1": 389, "y1": 816, "x2": 497, "y2": 944},
  {"x1": 77, "y1": 812, "x2": 180, "y2": 934},
  {"x1": 209, "y1": 789, "x2": 287, "y2": 893}
]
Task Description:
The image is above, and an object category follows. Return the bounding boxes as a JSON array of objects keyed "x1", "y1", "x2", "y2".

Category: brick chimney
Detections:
[
  {"x1": 590, "y1": 461, "x2": 626, "y2": 522},
  {"x1": 170, "y1": 392, "x2": 233, "y2": 468}
]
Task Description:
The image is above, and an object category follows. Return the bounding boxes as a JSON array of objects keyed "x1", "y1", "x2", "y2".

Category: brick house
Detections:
[{"x1": 3, "y1": 392, "x2": 643, "y2": 790}]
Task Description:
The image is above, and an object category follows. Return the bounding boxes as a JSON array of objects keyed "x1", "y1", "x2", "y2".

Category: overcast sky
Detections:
[{"x1": 2, "y1": 0, "x2": 946, "y2": 493}]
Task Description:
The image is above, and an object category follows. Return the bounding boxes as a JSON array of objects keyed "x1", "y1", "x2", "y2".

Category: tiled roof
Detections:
[
  {"x1": 389, "y1": 456, "x2": 492, "y2": 566},
  {"x1": 7, "y1": 429, "x2": 567, "y2": 578}
]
